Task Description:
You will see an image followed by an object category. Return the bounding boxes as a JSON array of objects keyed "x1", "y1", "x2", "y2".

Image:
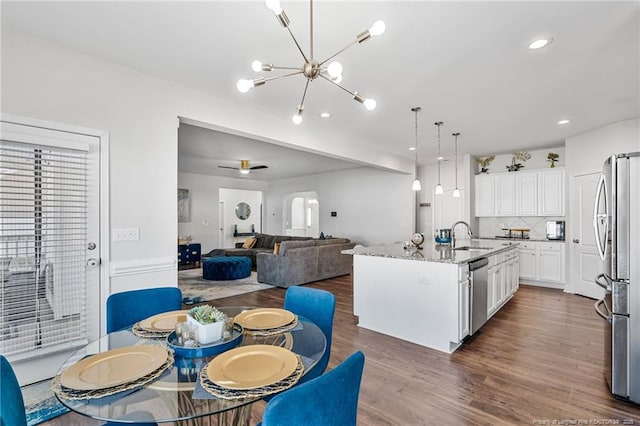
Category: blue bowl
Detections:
[
  {"x1": 166, "y1": 323, "x2": 243, "y2": 358},
  {"x1": 435, "y1": 237, "x2": 451, "y2": 244}
]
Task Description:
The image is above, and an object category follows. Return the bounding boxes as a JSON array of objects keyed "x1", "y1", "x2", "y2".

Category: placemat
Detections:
[
  {"x1": 243, "y1": 316, "x2": 299, "y2": 337},
  {"x1": 132, "y1": 322, "x2": 173, "y2": 338}
]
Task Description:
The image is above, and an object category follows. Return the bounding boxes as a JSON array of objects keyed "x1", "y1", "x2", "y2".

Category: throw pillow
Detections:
[
  {"x1": 273, "y1": 242, "x2": 281, "y2": 255},
  {"x1": 242, "y1": 237, "x2": 256, "y2": 249}
]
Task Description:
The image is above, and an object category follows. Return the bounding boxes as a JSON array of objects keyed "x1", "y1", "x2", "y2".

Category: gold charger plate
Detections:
[
  {"x1": 139, "y1": 310, "x2": 188, "y2": 332},
  {"x1": 234, "y1": 308, "x2": 295, "y2": 330},
  {"x1": 60, "y1": 346, "x2": 168, "y2": 391},
  {"x1": 206, "y1": 344, "x2": 298, "y2": 390}
]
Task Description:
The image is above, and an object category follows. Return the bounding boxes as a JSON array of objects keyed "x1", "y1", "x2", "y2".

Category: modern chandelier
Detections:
[{"x1": 236, "y1": 0, "x2": 385, "y2": 124}]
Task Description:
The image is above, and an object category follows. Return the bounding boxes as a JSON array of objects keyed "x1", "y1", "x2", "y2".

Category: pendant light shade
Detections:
[
  {"x1": 434, "y1": 121, "x2": 444, "y2": 195},
  {"x1": 411, "y1": 107, "x2": 422, "y2": 191},
  {"x1": 452, "y1": 132, "x2": 461, "y2": 198}
]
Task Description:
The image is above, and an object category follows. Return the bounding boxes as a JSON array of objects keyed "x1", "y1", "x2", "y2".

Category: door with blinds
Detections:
[{"x1": 0, "y1": 120, "x2": 101, "y2": 384}]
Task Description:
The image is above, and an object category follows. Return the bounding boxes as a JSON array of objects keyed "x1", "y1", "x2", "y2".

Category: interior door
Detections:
[
  {"x1": 569, "y1": 172, "x2": 604, "y2": 299},
  {"x1": 0, "y1": 119, "x2": 101, "y2": 384}
]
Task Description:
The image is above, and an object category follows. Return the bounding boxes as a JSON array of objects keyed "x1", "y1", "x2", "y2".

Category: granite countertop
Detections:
[
  {"x1": 475, "y1": 236, "x2": 566, "y2": 243},
  {"x1": 343, "y1": 240, "x2": 519, "y2": 265}
]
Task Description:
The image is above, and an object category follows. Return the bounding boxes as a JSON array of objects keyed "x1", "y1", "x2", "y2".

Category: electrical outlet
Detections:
[{"x1": 112, "y1": 227, "x2": 140, "y2": 242}]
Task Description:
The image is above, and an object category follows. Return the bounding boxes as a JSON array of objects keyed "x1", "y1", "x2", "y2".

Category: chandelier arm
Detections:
[
  {"x1": 299, "y1": 79, "x2": 311, "y2": 108},
  {"x1": 286, "y1": 26, "x2": 309, "y2": 63},
  {"x1": 319, "y1": 41, "x2": 357, "y2": 66},
  {"x1": 263, "y1": 71, "x2": 304, "y2": 83},
  {"x1": 319, "y1": 74, "x2": 357, "y2": 97},
  {"x1": 270, "y1": 65, "x2": 305, "y2": 71}
]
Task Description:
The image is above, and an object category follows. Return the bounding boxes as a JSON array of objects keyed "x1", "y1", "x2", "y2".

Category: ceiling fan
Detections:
[{"x1": 218, "y1": 160, "x2": 268, "y2": 175}]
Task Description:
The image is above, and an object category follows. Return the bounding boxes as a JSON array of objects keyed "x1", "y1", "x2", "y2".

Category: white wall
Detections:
[
  {"x1": 565, "y1": 118, "x2": 639, "y2": 175},
  {"x1": 219, "y1": 188, "x2": 263, "y2": 247},
  {"x1": 178, "y1": 172, "x2": 268, "y2": 253},
  {"x1": 1, "y1": 30, "x2": 411, "y2": 298},
  {"x1": 266, "y1": 168, "x2": 414, "y2": 246}
]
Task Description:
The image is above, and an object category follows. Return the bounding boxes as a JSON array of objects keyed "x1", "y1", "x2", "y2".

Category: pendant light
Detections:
[
  {"x1": 411, "y1": 107, "x2": 422, "y2": 191},
  {"x1": 452, "y1": 132, "x2": 461, "y2": 198},
  {"x1": 434, "y1": 121, "x2": 444, "y2": 195}
]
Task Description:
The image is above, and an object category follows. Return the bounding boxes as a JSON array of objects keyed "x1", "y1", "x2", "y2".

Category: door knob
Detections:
[{"x1": 573, "y1": 239, "x2": 580, "y2": 243}]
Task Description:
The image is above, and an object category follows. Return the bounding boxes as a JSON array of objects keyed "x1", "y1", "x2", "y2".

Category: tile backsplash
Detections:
[{"x1": 478, "y1": 217, "x2": 564, "y2": 240}]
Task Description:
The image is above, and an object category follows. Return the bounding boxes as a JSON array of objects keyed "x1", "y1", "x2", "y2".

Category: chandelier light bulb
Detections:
[
  {"x1": 264, "y1": 0, "x2": 283, "y2": 14},
  {"x1": 363, "y1": 98, "x2": 377, "y2": 111},
  {"x1": 369, "y1": 20, "x2": 386, "y2": 36},
  {"x1": 236, "y1": 79, "x2": 254, "y2": 93},
  {"x1": 412, "y1": 179, "x2": 422, "y2": 191},
  {"x1": 452, "y1": 188, "x2": 461, "y2": 198},
  {"x1": 327, "y1": 61, "x2": 343, "y2": 78},
  {"x1": 292, "y1": 114, "x2": 303, "y2": 124},
  {"x1": 332, "y1": 74, "x2": 343, "y2": 84},
  {"x1": 435, "y1": 184, "x2": 444, "y2": 195},
  {"x1": 240, "y1": 169, "x2": 250, "y2": 175},
  {"x1": 251, "y1": 60, "x2": 262, "y2": 72}
]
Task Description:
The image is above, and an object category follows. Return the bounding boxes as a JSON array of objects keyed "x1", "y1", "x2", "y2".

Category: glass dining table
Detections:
[{"x1": 53, "y1": 306, "x2": 326, "y2": 425}]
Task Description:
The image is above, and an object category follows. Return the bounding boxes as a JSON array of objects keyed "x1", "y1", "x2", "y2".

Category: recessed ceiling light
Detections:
[
  {"x1": 528, "y1": 37, "x2": 553, "y2": 50},
  {"x1": 319, "y1": 112, "x2": 331, "y2": 118},
  {"x1": 409, "y1": 147, "x2": 416, "y2": 151},
  {"x1": 557, "y1": 119, "x2": 570, "y2": 125}
]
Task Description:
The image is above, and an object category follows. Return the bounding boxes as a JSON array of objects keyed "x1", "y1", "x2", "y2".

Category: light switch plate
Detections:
[{"x1": 112, "y1": 227, "x2": 140, "y2": 242}]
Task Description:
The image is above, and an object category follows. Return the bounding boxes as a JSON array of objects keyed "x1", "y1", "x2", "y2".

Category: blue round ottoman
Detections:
[{"x1": 202, "y1": 256, "x2": 252, "y2": 281}]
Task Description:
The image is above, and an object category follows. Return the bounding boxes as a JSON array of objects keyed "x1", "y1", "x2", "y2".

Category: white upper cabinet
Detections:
[
  {"x1": 474, "y1": 168, "x2": 565, "y2": 217},
  {"x1": 495, "y1": 174, "x2": 516, "y2": 216},
  {"x1": 539, "y1": 169, "x2": 565, "y2": 216},
  {"x1": 515, "y1": 172, "x2": 538, "y2": 216},
  {"x1": 474, "y1": 174, "x2": 495, "y2": 217}
]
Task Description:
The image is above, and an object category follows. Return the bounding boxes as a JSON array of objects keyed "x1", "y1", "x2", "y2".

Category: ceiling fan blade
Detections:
[
  {"x1": 250, "y1": 165, "x2": 268, "y2": 170},
  {"x1": 218, "y1": 165, "x2": 239, "y2": 170}
]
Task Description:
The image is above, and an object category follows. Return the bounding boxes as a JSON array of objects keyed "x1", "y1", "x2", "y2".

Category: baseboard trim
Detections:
[
  {"x1": 110, "y1": 256, "x2": 176, "y2": 277},
  {"x1": 519, "y1": 279, "x2": 564, "y2": 290}
]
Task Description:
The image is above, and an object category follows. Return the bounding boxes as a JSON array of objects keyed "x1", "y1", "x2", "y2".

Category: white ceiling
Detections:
[{"x1": 2, "y1": 1, "x2": 639, "y2": 176}]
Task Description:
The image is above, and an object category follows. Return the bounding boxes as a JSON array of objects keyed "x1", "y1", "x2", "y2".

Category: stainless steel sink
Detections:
[{"x1": 452, "y1": 246, "x2": 493, "y2": 251}]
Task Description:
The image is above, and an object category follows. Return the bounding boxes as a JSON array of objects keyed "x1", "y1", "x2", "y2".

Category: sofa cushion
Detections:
[
  {"x1": 314, "y1": 238, "x2": 350, "y2": 246},
  {"x1": 279, "y1": 240, "x2": 315, "y2": 256},
  {"x1": 242, "y1": 237, "x2": 257, "y2": 249}
]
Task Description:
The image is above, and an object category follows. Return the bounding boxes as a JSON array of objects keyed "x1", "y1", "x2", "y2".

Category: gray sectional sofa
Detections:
[
  {"x1": 257, "y1": 238, "x2": 355, "y2": 288},
  {"x1": 203, "y1": 233, "x2": 312, "y2": 269}
]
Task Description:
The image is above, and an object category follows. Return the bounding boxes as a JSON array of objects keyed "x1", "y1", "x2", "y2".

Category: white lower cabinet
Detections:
[
  {"x1": 517, "y1": 241, "x2": 565, "y2": 287},
  {"x1": 487, "y1": 247, "x2": 518, "y2": 318}
]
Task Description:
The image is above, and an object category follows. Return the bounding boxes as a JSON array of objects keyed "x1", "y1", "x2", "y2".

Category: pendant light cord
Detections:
[
  {"x1": 453, "y1": 132, "x2": 459, "y2": 188},
  {"x1": 411, "y1": 107, "x2": 421, "y2": 178},
  {"x1": 435, "y1": 121, "x2": 443, "y2": 186}
]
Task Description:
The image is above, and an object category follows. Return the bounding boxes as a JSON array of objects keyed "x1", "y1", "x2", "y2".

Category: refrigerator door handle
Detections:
[
  {"x1": 593, "y1": 173, "x2": 608, "y2": 261},
  {"x1": 595, "y1": 273, "x2": 612, "y2": 292},
  {"x1": 594, "y1": 297, "x2": 612, "y2": 321}
]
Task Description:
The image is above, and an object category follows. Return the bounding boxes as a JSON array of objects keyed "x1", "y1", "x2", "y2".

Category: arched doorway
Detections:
[{"x1": 283, "y1": 191, "x2": 319, "y2": 237}]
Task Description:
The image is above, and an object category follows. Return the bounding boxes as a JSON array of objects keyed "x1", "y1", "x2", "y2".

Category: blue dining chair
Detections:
[
  {"x1": 1, "y1": 355, "x2": 27, "y2": 426},
  {"x1": 283, "y1": 286, "x2": 335, "y2": 384},
  {"x1": 259, "y1": 351, "x2": 365, "y2": 426},
  {"x1": 106, "y1": 287, "x2": 182, "y2": 333}
]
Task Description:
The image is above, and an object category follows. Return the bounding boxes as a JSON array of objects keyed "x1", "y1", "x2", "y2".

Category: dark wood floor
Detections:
[{"x1": 45, "y1": 276, "x2": 640, "y2": 425}]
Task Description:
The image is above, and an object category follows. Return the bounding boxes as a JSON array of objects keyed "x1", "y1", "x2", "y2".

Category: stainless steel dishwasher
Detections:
[{"x1": 469, "y1": 257, "x2": 489, "y2": 335}]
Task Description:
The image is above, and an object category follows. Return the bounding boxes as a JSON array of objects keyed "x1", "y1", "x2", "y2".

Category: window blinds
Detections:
[{"x1": 0, "y1": 140, "x2": 88, "y2": 357}]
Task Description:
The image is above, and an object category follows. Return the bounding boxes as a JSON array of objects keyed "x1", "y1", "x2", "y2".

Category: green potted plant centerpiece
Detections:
[
  {"x1": 187, "y1": 305, "x2": 225, "y2": 344},
  {"x1": 547, "y1": 152, "x2": 559, "y2": 168}
]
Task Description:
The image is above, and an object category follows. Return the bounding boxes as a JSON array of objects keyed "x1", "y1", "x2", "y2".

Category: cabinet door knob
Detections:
[{"x1": 572, "y1": 239, "x2": 579, "y2": 243}]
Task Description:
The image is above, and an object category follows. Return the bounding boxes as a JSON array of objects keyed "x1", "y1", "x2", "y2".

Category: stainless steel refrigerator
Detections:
[{"x1": 593, "y1": 152, "x2": 640, "y2": 404}]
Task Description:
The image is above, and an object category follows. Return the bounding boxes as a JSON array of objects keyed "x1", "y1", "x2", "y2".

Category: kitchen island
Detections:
[{"x1": 346, "y1": 240, "x2": 519, "y2": 353}]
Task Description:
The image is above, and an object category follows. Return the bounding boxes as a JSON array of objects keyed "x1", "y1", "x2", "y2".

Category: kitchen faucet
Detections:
[{"x1": 451, "y1": 221, "x2": 473, "y2": 249}]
